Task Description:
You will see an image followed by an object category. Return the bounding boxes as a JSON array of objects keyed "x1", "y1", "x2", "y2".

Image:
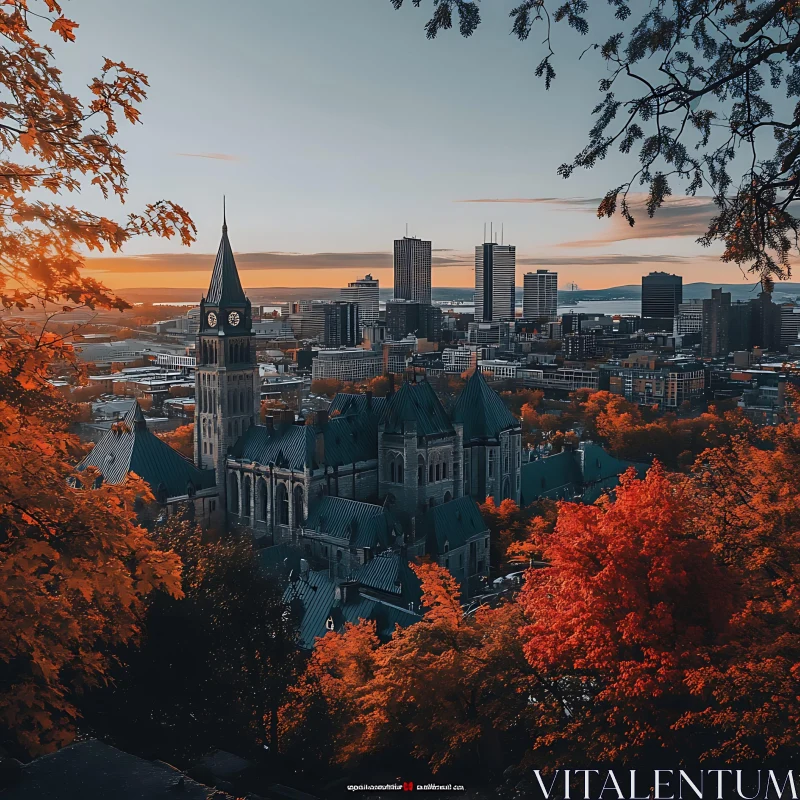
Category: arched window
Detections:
[
  {"x1": 444, "y1": 491, "x2": 452, "y2": 503},
  {"x1": 429, "y1": 464, "x2": 434, "y2": 483},
  {"x1": 228, "y1": 473, "x2": 239, "y2": 514},
  {"x1": 442, "y1": 461, "x2": 448, "y2": 479},
  {"x1": 257, "y1": 478, "x2": 268, "y2": 522},
  {"x1": 396, "y1": 456, "x2": 404, "y2": 484},
  {"x1": 488, "y1": 450, "x2": 495, "y2": 478},
  {"x1": 390, "y1": 460, "x2": 396, "y2": 483},
  {"x1": 502, "y1": 477, "x2": 511, "y2": 501},
  {"x1": 243, "y1": 475, "x2": 252, "y2": 516},
  {"x1": 277, "y1": 483, "x2": 289, "y2": 525},
  {"x1": 435, "y1": 463, "x2": 440, "y2": 482},
  {"x1": 293, "y1": 485, "x2": 304, "y2": 526},
  {"x1": 240, "y1": 390, "x2": 246, "y2": 413},
  {"x1": 418, "y1": 456, "x2": 425, "y2": 486}
]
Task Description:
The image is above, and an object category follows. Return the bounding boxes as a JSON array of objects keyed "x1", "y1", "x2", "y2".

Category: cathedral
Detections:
[{"x1": 78, "y1": 218, "x2": 522, "y2": 600}]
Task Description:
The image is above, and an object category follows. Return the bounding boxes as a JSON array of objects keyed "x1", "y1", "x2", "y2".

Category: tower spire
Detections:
[{"x1": 222, "y1": 195, "x2": 227, "y2": 233}]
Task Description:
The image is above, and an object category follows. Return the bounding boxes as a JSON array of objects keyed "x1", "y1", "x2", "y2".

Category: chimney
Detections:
[
  {"x1": 315, "y1": 409, "x2": 329, "y2": 427},
  {"x1": 365, "y1": 390, "x2": 373, "y2": 411},
  {"x1": 265, "y1": 415, "x2": 274, "y2": 434},
  {"x1": 337, "y1": 580, "x2": 360, "y2": 605},
  {"x1": 315, "y1": 427, "x2": 325, "y2": 465},
  {"x1": 388, "y1": 374, "x2": 395, "y2": 397}
]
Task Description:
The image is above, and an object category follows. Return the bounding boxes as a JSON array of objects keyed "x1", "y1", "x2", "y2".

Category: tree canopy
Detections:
[{"x1": 390, "y1": 0, "x2": 800, "y2": 287}]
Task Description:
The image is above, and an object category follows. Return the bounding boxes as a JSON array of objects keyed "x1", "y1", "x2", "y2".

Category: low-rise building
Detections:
[{"x1": 311, "y1": 348, "x2": 382, "y2": 382}]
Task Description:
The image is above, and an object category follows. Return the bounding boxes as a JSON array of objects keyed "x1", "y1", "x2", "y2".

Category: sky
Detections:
[{"x1": 54, "y1": 0, "x2": 761, "y2": 293}]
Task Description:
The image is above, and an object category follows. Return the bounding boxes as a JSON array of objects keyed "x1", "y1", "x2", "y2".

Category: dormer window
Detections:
[{"x1": 444, "y1": 540, "x2": 449, "y2": 553}]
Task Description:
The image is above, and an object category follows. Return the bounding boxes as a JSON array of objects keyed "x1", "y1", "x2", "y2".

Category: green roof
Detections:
[
  {"x1": 520, "y1": 451, "x2": 581, "y2": 505},
  {"x1": 205, "y1": 218, "x2": 247, "y2": 307},
  {"x1": 421, "y1": 496, "x2": 488, "y2": 556},
  {"x1": 355, "y1": 552, "x2": 422, "y2": 607},
  {"x1": 383, "y1": 379, "x2": 454, "y2": 439},
  {"x1": 284, "y1": 570, "x2": 420, "y2": 649},
  {"x1": 304, "y1": 496, "x2": 400, "y2": 549},
  {"x1": 520, "y1": 443, "x2": 650, "y2": 506},
  {"x1": 453, "y1": 370, "x2": 520, "y2": 441},
  {"x1": 77, "y1": 402, "x2": 215, "y2": 500},
  {"x1": 230, "y1": 411, "x2": 378, "y2": 470}
]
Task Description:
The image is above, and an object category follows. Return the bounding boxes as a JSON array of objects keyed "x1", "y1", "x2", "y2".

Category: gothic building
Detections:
[{"x1": 79, "y1": 218, "x2": 523, "y2": 602}]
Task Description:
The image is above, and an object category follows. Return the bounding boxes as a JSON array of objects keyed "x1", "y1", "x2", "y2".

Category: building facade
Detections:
[
  {"x1": 475, "y1": 243, "x2": 516, "y2": 322},
  {"x1": 394, "y1": 236, "x2": 431, "y2": 305},
  {"x1": 642, "y1": 272, "x2": 682, "y2": 330},
  {"x1": 341, "y1": 274, "x2": 379, "y2": 326},
  {"x1": 701, "y1": 289, "x2": 731, "y2": 358},
  {"x1": 522, "y1": 270, "x2": 558, "y2": 321},
  {"x1": 311, "y1": 348, "x2": 383, "y2": 382}
]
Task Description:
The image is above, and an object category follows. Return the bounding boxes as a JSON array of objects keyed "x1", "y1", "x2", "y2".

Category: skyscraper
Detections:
[
  {"x1": 701, "y1": 288, "x2": 731, "y2": 357},
  {"x1": 394, "y1": 237, "x2": 431, "y2": 304},
  {"x1": 642, "y1": 271, "x2": 682, "y2": 331},
  {"x1": 341, "y1": 274, "x2": 379, "y2": 325},
  {"x1": 523, "y1": 270, "x2": 558, "y2": 321},
  {"x1": 475, "y1": 242, "x2": 516, "y2": 322}
]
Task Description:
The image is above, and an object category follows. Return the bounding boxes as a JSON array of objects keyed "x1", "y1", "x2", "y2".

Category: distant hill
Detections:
[{"x1": 118, "y1": 282, "x2": 800, "y2": 307}]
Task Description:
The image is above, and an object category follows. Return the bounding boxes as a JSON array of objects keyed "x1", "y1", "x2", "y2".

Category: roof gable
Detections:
[
  {"x1": 383, "y1": 379, "x2": 454, "y2": 438},
  {"x1": 453, "y1": 370, "x2": 519, "y2": 441},
  {"x1": 422, "y1": 496, "x2": 488, "y2": 555},
  {"x1": 77, "y1": 403, "x2": 215, "y2": 499},
  {"x1": 205, "y1": 218, "x2": 246, "y2": 307}
]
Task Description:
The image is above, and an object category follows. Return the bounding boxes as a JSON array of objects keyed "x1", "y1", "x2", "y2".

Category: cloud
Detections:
[
  {"x1": 517, "y1": 253, "x2": 719, "y2": 267},
  {"x1": 175, "y1": 152, "x2": 240, "y2": 161},
  {"x1": 86, "y1": 250, "x2": 470, "y2": 275},
  {"x1": 456, "y1": 194, "x2": 717, "y2": 246},
  {"x1": 456, "y1": 197, "x2": 599, "y2": 206}
]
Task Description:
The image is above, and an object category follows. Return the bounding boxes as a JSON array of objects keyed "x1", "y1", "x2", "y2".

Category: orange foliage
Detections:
[
  {"x1": 0, "y1": 1, "x2": 193, "y2": 757},
  {"x1": 0, "y1": 397, "x2": 183, "y2": 757},
  {"x1": 157, "y1": 424, "x2": 194, "y2": 459},
  {"x1": 282, "y1": 563, "x2": 532, "y2": 772},
  {"x1": 518, "y1": 465, "x2": 735, "y2": 765},
  {"x1": 310, "y1": 378, "x2": 343, "y2": 398}
]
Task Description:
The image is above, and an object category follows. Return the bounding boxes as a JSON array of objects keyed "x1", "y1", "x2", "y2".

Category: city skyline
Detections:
[{"x1": 58, "y1": 0, "x2": 771, "y2": 293}]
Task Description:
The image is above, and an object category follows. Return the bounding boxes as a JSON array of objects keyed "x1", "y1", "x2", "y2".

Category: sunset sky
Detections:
[{"x1": 60, "y1": 0, "x2": 760, "y2": 292}]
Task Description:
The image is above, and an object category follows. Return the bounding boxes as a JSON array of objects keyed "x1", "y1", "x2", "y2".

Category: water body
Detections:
[{"x1": 436, "y1": 299, "x2": 642, "y2": 317}]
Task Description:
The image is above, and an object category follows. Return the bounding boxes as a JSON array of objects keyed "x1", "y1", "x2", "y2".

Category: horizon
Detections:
[{"x1": 62, "y1": 0, "x2": 780, "y2": 293}]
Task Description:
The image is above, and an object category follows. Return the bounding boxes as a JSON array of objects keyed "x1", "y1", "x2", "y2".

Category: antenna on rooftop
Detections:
[
  {"x1": 490, "y1": 222, "x2": 493, "y2": 244},
  {"x1": 405, "y1": 222, "x2": 408, "y2": 237},
  {"x1": 501, "y1": 223, "x2": 504, "y2": 246},
  {"x1": 483, "y1": 223, "x2": 486, "y2": 243}
]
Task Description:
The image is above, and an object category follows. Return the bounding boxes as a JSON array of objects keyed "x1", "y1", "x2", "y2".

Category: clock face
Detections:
[
  {"x1": 206, "y1": 312, "x2": 217, "y2": 327},
  {"x1": 228, "y1": 311, "x2": 241, "y2": 326}
]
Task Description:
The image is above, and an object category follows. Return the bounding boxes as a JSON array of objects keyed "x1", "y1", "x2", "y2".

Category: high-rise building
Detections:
[
  {"x1": 701, "y1": 289, "x2": 731, "y2": 357},
  {"x1": 674, "y1": 299, "x2": 704, "y2": 336},
  {"x1": 522, "y1": 270, "x2": 558, "y2": 321},
  {"x1": 341, "y1": 274, "x2": 379, "y2": 325},
  {"x1": 729, "y1": 301, "x2": 754, "y2": 352},
  {"x1": 779, "y1": 303, "x2": 800, "y2": 348},
  {"x1": 750, "y1": 292, "x2": 780, "y2": 350},
  {"x1": 475, "y1": 242, "x2": 516, "y2": 322},
  {"x1": 310, "y1": 301, "x2": 360, "y2": 347},
  {"x1": 386, "y1": 299, "x2": 442, "y2": 342},
  {"x1": 642, "y1": 272, "x2": 682, "y2": 330},
  {"x1": 394, "y1": 237, "x2": 431, "y2": 304}
]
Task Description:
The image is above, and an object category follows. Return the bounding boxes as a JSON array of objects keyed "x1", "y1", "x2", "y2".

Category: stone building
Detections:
[
  {"x1": 454, "y1": 369, "x2": 523, "y2": 504},
  {"x1": 77, "y1": 217, "x2": 520, "y2": 603}
]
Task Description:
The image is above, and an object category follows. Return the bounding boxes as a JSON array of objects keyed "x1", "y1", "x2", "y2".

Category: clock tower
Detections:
[{"x1": 194, "y1": 209, "x2": 258, "y2": 512}]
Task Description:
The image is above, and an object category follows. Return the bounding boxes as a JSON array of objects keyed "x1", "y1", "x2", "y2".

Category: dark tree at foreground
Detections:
[
  {"x1": 390, "y1": 0, "x2": 800, "y2": 288},
  {"x1": 80, "y1": 515, "x2": 301, "y2": 764}
]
